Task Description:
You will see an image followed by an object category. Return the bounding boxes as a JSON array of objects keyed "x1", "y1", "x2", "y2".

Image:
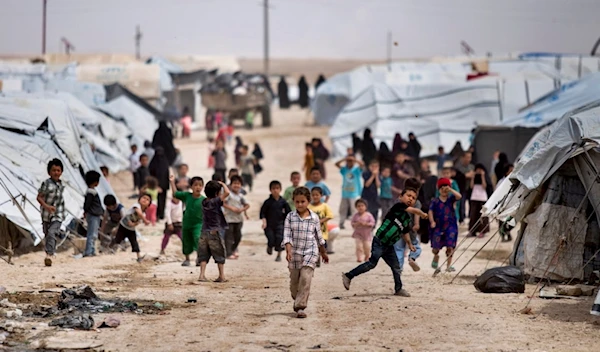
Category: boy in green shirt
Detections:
[
  {"x1": 283, "y1": 171, "x2": 301, "y2": 211},
  {"x1": 170, "y1": 174, "x2": 205, "y2": 266}
]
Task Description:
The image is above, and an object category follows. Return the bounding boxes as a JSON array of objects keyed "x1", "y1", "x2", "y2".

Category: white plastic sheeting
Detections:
[
  {"x1": 328, "y1": 81, "x2": 501, "y2": 157},
  {"x1": 97, "y1": 96, "x2": 158, "y2": 147}
]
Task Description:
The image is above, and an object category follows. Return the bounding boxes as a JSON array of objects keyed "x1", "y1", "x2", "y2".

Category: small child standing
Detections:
[
  {"x1": 111, "y1": 194, "x2": 151, "y2": 262},
  {"x1": 283, "y1": 187, "x2": 329, "y2": 318},
  {"x1": 378, "y1": 166, "x2": 394, "y2": 221},
  {"x1": 136, "y1": 154, "x2": 150, "y2": 191},
  {"x1": 140, "y1": 176, "x2": 162, "y2": 226},
  {"x1": 342, "y1": 188, "x2": 428, "y2": 297},
  {"x1": 100, "y1": 195, "x2": 124, "y2": 250},
  {"x1": 170, "y1": 175, "x2": 205, "y2": 267},
  {"x1": 161, "y1": 196, "x2": 183, "y2": 255},
  {"x1": 239, "y1": 145, "x2": 256, "y2": 192},
  {"x1": 198, "y1": 181, "x2": 230, "y2": 282},
  {"x1": 260, "y1": 181, "x2": 292, "y2": 262},
  {"x1": 305, "y1": 167, "x2": 331, "y2": 203},
  {"x1": 351, "y1": 199, "x2": 375, "y2": 262},
  {"x1": 83, "y1": 171, "x2": 103, "y2": 257},
  {"x1": 429, "y1": 178, "x2": 463, "y2": 272},
  {"x1": 37, "y1": 159, "x2": 66, "y2": 267},
  {"x1": 283, "y1": 171, "x2": 301, "y2": 211},
  {"x1": 308, "y1": 187, "x2": 334, "y2": 262},
  {"x1": 223, "y1": 175, "x2": 250, "y2": 259}
]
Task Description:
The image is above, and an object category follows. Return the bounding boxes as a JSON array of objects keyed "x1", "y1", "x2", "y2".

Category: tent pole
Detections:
[{"x1": 450, "y1": 230, "x2": 499, "y2": 284}]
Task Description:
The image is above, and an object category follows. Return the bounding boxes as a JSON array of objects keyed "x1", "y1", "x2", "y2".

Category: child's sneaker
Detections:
[
  {"x1": 181, "y1": 260, "x2": 190, "y2": 267},
  {"x1": 267, "y1": 246, "x2": 273, "y2": 255},
  {"x1": 275, "y1": 254, "x2": 282, "y2": 262},
  {"x1": 394, "y1": 289, "x2": 411, "y2": 297},
  {"x1": 341, "y1": 273, "x2": 351, "y2": 290},
  {"x1": 408, "y1": 258, "x2": 420, "y2": 272},
  {"x1": 137, "y1": 254, "x2": 146, "y2": 263},
  {"x1": 296, "y1": 310, "x2": 307, "y2": 318}
]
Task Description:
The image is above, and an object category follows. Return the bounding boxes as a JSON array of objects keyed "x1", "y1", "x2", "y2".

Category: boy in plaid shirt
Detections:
[
  {"x1": 37, "y1": 159, "x2": 66, "y2": 267},
  {"x1": 283, "y1": 186, "x2": 329, "y2": 318}
]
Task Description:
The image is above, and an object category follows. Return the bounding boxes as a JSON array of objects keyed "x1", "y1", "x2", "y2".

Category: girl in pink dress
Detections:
[{"x1": 351, "y1": 199, "x2": 376, "y2": 262}]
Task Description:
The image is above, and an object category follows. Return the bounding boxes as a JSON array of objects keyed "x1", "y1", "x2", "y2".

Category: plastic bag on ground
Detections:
[{"x1": 474, "y1": 266, "x2": 526, "y2": 294}]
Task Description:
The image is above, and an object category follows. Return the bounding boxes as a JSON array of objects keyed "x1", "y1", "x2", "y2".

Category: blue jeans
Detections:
[
  {"x1": 85, "y1": 214, "x2": 101, "y2": 256},
  {"x1": 394, "y1": 235, "x2": 422, "y2": 271},
  {"x1": 346, "y1": 237, "x2": 403, "y2": 293}
]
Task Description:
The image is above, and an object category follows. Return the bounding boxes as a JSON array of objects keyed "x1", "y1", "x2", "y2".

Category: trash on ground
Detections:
[
  {"x1": 98, "y1": 316, "x2": 120, "y2": 328},
  {"x1": 49, "y1": 314, "x2": 95, "y2": 330},
  {"x1": 473, "y1": 266, "x2": 525, "y2": 294}
]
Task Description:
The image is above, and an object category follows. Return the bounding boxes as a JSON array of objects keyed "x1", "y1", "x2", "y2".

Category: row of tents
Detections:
[
  {"x1": 313, "y1": 52, "x2": 600, "y2": 158},
  {"x1": 0, "y1": 64, "x2": 165, "y2": 255}
]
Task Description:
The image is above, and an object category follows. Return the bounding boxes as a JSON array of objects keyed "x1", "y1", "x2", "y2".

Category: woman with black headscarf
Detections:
[
  {"x1": 152, "y1": 122, "x2": 177, "y2": 166},
  {"x1": 235, "y1": 136, "x2": 244, "y2": 168},
  {"x1": 377, "y1": 141, "x2": 393, "y2": 167},
  {"x1": 407, "y1": 132, "x2": 422, "y2": 161},
  {"x1": 311, "y1": 138, "x2": 330, "y2": 179},
  {"x1": 494, "y1": 152, "x2": 510, "y2": 184},
  {"x1": 392, "y1": 133, "x2": 404, "y2": 153},
  {"x1": 315, "y1": 74, "x2": 326, "y2": 91},
  {"x1": 298, "y1": 76, "x2": 309, "y2": 108},
  {"x1": 352, "y1": 133, "x2": 362, "y2": 156},
  {"x1": 278, "y1": 76, "x2": 290, "y2": 109},
  {"x1": 149, "y1": 146, "x2": 170, "y2": 220},
  {"x1": 361, "y1": 129, "x2": 377, "y2": 165}
]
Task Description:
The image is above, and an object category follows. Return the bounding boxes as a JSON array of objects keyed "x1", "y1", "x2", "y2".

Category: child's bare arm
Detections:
[
  {"x1": 218, "y1": 181, "x2": 230, "y2": 201},
  {"x1": 157, "y1": 186, "x2": 163, "y2": 194},
  {"x1": 403, "y1": 233, "x2": 416, "y2": 252},
  {"x1": 406, "y1": 207, "x2": 428, "y2": 218},
  {"x1": 169, "y1": 175, "x2": 177, "y2": 197},
  {"x1": 449, "y1": 187, "x2": 462, "y2": 200},
  {"x1": 429, "y1": 210, "x2": 436, "y2": 228},
  {"x1": 135, "y1": 207, "x2": 149, "y2": 225}
]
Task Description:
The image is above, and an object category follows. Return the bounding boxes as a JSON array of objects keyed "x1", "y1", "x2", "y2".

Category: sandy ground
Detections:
[{"x1": 2, "y1": 106, "x2": 600, "y2": 352}]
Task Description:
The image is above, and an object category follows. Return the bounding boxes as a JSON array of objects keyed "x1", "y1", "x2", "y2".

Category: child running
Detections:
[
  {"x1": 140, "y1": 176, "x2": 162, "y2": 226},
  {"x1": 283, "y1": 171, "x2": 301, "y2": 211},
  {"x1": 283, "y1": 186, "x2": 329, "y2": 318},
  {"x1": 223, "y1": 175, "x2": 249, "y2": 259},
  {"x1": 429, "y1": 178, "x2": 462, "y2": 272},
  {"x1": 37, "y1": 159, "x2": 65, "y2": 267},
  {"x1": 111, "y1": 194, "x2": 151, "y2": 262},
  {"x1": 308, "y1": 187, "x2": 333, "y2": 263},
  {"x1": 342, "y1": 188, "x2": 428, "y2": 297},
  {"x1": 351, "y1": 199, "x2": 375, "y2": 262},
  {"x1": 83, "y1": 171, "x2": 103, "y2": 257},
  {"x1": 170, "y1": 175, "x2": 205, "y2": 267},
  {"x1": 160, "y1": 195, "x2": 183, "y2": 255},
  {"x1": 198, "y1": 180, "x2": 230, "y2": 282},
  {"x1": 260, "y1": 181, "x2": 292, "y2": 262}
]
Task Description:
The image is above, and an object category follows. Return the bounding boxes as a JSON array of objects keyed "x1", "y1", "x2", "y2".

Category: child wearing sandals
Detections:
[
  {"x1": 429, "y1": 178, "x2": 462, "y2": 272},
  {"x1": 198, "y1": 180, "x2": 230, "y2": 282},
  {"x1": 351, "y1": 199, "x2": 375, "y2": 262},
  {"x1": 283, "y1": 187, "x2": 329, "y2": 318}
]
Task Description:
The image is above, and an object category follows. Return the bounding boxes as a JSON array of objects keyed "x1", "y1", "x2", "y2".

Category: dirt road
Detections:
[{"x1": 2, "y1": 107, "x2": 599, "y2": 352}]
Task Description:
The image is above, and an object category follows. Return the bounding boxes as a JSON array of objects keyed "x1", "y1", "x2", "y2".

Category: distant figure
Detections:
[
  {"x1": 298, "y1": 76, "x2": 309, "y2": 108},
  {"x1": 278, "y1": 76, "x2": 290, "y2": 109},
  {"x1": 392, "y1": 133, "x2": 404, "y2": 153},
  {"x1": 315, "y1": 74, "x2": 326, "y2": 91},
  {"x1": 149, "y1": 146, "x2": 170, "y2": 220},
  {"x1": 311, "y1": 138, "x2": 330, "y2": 179},
  {"x1": 360, "y1": 129, "x2": 377, "y2": 166},
  {"x1": 351, "y1": 133, "x2": 362, "y2": 156},
  {"x1": 181, "y1": 107, "x2": 192, "y2": 138},
  {"x1": 152, "y1": 122, "x2": 176, "y2": 166},
  {"x1": 407, "y1": 132, "x2": 421, "y2": 162}
]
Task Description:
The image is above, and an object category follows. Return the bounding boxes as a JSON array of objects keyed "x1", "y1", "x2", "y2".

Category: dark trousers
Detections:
[
  {"x1": 366, "y1": 198, "x2": 380, "y2": 223},
  {"x1": 346, "y1": 237, "x2": 403, "y2": 293},
  {"x1": 157, "y1": 191, "x2": 167, "y2": 220},
  {"x1": 112, "y1": 225, "x2": 140, "y2": 253},
  {"x1": 459, "y1": 191, "x2": 468, "y2": 223},
  {"x1": 241, "y1": 174, "x2": 253, "y2": 192},
  {"x1": 265, "y1": 226, "x2": 284, "y2": 252},
  {"x1": 469, "y1": 200, "x2": 489, "y2": 235},
  {"x1": 225, "y1": 222, "x2": 243, "y2": 256},
  {"x1": 215, "y1": 168, "x2": 226, "y2": 182}
]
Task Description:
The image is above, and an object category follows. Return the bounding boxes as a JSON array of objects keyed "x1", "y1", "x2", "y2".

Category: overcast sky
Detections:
[{"x1": 1, "y1": 0, "x2": 600, "y2": 59}]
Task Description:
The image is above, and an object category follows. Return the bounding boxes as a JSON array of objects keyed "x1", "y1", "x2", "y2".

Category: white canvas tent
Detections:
[
  {"x1": 96, "y1": 95, "x2": 158, "y2": 148},
  {"x1": 483, "y1": 102, "x2": 600, "y2": 282}
]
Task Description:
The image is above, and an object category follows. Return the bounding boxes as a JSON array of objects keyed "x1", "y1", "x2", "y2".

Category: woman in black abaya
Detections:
[
  {"x1": 311, "y1": 138, "x2": 330, "y2": 179},
  {"x1": 278, "y1": 76, "x2": 290, "y2": 109},
  {"x1": 360, "y1": 129, "x2": 377, "y2": 165},
  {"x1": 152, "y1": 121, "x2": 177, "y2": 166},
  {"x1": 149, "y1": 147, "x2": 170, "y2": 220},
  {"x1": 298, "y1": 76, "x2": 309, "y2": 108},
  {"x1": 377, "y1": 141, "x2": 394, "y2": 167},
  {"x1": 315, "y1": 74, "x2": 326, "y2": 91}
]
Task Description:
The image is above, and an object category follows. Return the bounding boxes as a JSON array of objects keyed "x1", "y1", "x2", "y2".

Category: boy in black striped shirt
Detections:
[{"x1": 342, "y1": 188, "x2": 427, "y2": 297}]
